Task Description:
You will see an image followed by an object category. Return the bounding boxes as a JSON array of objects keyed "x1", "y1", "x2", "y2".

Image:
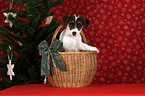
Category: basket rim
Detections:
[{"x1": 58, "y1": 51, "x2": 98, "y2": 55}]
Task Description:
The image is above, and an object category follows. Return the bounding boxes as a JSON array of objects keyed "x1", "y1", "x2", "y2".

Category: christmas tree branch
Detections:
[
  {"x1": 0, "y1": 43, "x2": 20, "y2": 54},
  {"x1": 0, "y1": 61, "x2": 6, "y2": 67},
  {"x1": 47, "y1": 0, "x2": 64, "y2": 8},
  {"x1": 7, "y1": 15, "x2": 35, "y2": 38},
  {"x1": 4, "y1": 25, "x2": 23, "y2": 35},
  {"x1": 8, "y1": 0, "x2": 29, "y2": 7},
  {"x1": 0, "y1": 49, "x2": 7, "y2": 56},
  {"x1": 3, "y1": 25, "x2": 27, "y2": 47},
  {"x1": 40, "y1": 11, "x2": 54, "y2": 24},
  {"x1": 35, "y1": 18, "x2": 59, "y2": 44},
  {"x1": 0, "y1": 26, "x2": 22, "y2": 48},
  {"x1": 0, "y1": 67, "x2": 6, "y2": 76},
  {"x1": 0, "y1": 37, "x2": 20, "y2": 49},
  {"x1": 5, "y1": 9, "x2": 27, "y2": 19},
  {"x1": 8, "y1": 15, "x2": 31, "y2": 30}
]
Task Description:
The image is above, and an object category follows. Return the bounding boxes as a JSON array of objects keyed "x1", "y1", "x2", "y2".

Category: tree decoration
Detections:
[
  {"x1": 3, "y1": 12, "x2": 17, "y2": 27},
  {"x1": 7, "y1": 46, "x2": 15, "y2": 80},
  {"x1": 9, "y1": 0, "x2": 13, "y2": 9},
  {"x1": 38, "y1": 38, "x2": 67, "y2": 76},
  {"x1": 3, "y1": 0, "x2": 15, "y2": 27},
  {"x1": 45, "y1": 16, "x2": 53, "y2": 25},
  {"x1": 7, "y1": 60, "x2": 15, "y2": 80}
]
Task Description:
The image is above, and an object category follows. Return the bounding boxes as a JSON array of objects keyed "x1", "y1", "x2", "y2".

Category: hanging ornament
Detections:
[
  {"x1": 7, "y1": 46, "x2": 15, "y2": 80},
  {"x1": 3, "y1": 0, "x2": 16, "y2": 27},
  {"x1": 10, "y1": 0, "x2": 13, "y2": 9},
  {"x1": 45, "y1": 16, "x2": 53, "y2": 25},
  {"x1": 3, "y1": 12, "x2": 17, "y2": 27}
]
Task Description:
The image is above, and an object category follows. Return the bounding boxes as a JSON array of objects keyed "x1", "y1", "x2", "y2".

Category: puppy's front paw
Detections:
[{"x1": 90, "y1": 47, "x2": 100, "y2": 53}]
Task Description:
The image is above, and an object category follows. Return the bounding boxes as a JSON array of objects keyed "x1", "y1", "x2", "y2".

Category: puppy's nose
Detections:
[{"x1": 72, "y1": 32, "x2": 76, "y2": 36}]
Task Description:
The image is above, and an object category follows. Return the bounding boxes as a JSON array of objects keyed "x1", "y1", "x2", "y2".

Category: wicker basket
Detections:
[{"x1": 47, "y1": 25, "x2": 98, "y2": 88}]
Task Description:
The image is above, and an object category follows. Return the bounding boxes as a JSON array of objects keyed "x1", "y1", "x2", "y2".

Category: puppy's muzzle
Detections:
[{"x1": 72, "y1": 32, "x2": 77, "y2": 36}]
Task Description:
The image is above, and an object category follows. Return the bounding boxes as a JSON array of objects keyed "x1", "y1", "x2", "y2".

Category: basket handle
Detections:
[{"x1": 52, "y1": 24, "x2": 88, "y2": 44}]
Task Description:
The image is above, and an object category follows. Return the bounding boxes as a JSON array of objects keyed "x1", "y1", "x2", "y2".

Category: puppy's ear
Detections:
[
  {"x1": 83, "y1": 17, "x2": 90, "y2": 29},
  {"x1": 62, "y1": 15, "x2": 70, "y2": 26}
]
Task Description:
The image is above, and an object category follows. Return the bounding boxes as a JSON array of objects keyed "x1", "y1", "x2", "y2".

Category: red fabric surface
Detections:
[
  {"x1": 0, "y1": 0, "x2": 145, "y2": 84},
  {"x1": 0, "y1": 84, "x2": 145, "y2": 96}
]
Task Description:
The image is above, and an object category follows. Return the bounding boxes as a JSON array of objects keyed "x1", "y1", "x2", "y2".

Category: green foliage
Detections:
[{"x1": 0, "y1": 0, "x2": 64, "y2": 90}]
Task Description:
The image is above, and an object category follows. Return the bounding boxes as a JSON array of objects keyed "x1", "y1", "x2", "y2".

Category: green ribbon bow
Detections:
[{"x1": 38, "y1": 38, "x2": 67, "y2": 76}]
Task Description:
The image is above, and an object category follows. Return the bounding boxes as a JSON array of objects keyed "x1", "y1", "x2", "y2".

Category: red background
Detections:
[{"x1": 0, "y1": 0, "x2": 145, "y2": 84}]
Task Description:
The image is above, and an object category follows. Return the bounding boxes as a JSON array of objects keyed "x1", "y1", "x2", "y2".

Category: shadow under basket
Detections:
[{"x1": 47, "y1": 25, "x2": 98, "y2": 88}]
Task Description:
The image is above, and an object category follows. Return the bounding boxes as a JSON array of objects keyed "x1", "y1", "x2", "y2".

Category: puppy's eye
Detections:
[
  {"x1": 69, "y1": 22, "x2": 74, "y2": 26},
  {"x1": 69, "y1": 22, "x2": 74, "y2": 29},
  {"x1": 77, "y1": 23, "x2": 82, "y2": 27},
  {"x1": 77, "y1": 23, "x2": 82, "y2": 30}
]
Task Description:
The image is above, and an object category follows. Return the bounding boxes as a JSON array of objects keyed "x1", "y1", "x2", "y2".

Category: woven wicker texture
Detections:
[{"x1": 48, "y1": 52, "x2": 97, "y2": 88}]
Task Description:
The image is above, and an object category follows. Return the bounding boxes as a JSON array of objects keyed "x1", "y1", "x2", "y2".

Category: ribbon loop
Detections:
[
  {"x1": 38, "y1": 38, "x2": 67, "y2": 76},
  {"x1": 38, "y1": 40, "x2": 50, "y2": 76}
]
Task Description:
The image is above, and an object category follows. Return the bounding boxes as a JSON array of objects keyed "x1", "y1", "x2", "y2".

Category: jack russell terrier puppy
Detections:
[{"x1": 59, "y1": 14, "x2": 99, "y2": 53}]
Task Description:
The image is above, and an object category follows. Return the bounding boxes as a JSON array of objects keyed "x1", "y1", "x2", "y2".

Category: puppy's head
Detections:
[{"x1": 62, "y1": 14, "x2": 90, "y2": 37}]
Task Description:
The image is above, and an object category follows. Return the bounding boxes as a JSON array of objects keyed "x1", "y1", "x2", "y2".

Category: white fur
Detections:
[
  {"x1": 59, "y1": 26, "x2": 100, "y2": 53},
  {"x1": 74, "y1": 14, "x2": 79, "y2": 22}
]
